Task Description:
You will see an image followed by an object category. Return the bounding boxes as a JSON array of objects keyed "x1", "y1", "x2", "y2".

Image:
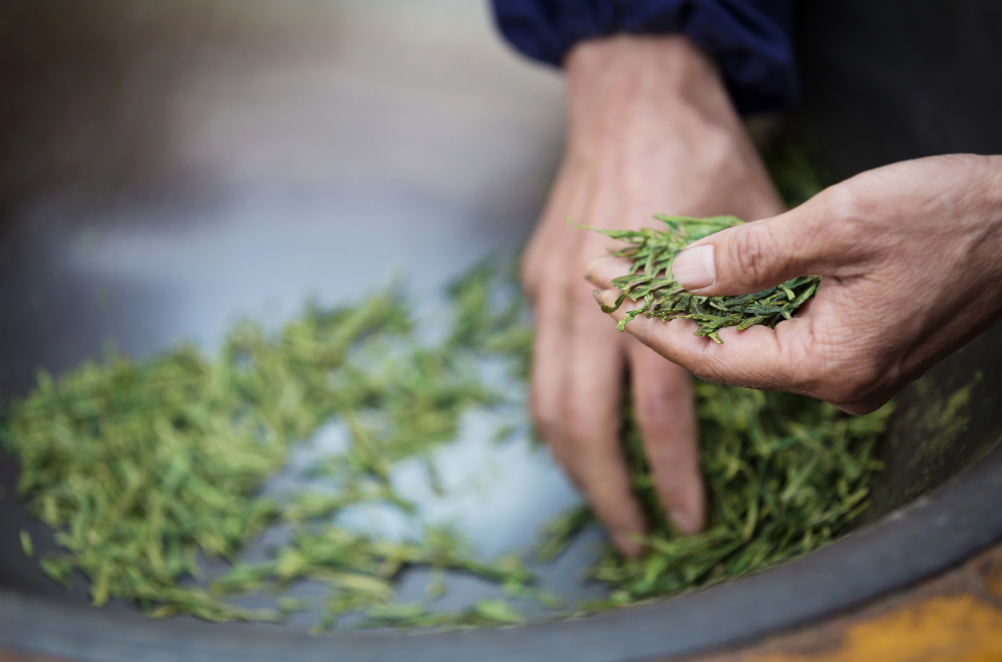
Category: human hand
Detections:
[
  {"x1": 589, "y1": 155, "x2": 1002, "y2": 415},
  {"x1": 523, "y1": 35, "x2": 784, "y2": 555}
]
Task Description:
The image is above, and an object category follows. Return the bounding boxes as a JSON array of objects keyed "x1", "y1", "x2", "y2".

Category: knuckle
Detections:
[
  {"x1": 521, "y1": 278, "x2": 539, "y2": 303},
  {"x1": 558, "y1": 394, "x2": 613, "y2": 453},
  {"x1": 728, "y1": 225, "x2": 776, "y2": 286},
  {"x1": 560, "y1": 407, "x2": 595, "y2": 449},
  {"x1": 519, "y1": 256, "x2": 542, "y2": 296},
  {"x1": 519, "y1": 232, "x2": 557, "y2": 295},
  {"x1": 821, "y1": 183, "x2": 859, "y2": 222},
  {"x1": 530, "y1": 400, "x2": 561, "y2": 442},
  {"x1": 690, "y1": 124, "x2": 737, "y2": 176},
  {"x1": 818, "y1": 183, "x2": 870, "y2": 242}
]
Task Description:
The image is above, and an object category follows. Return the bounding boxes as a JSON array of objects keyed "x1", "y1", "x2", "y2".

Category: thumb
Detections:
[{"x1": 671, "y1": 208, "x2": 841, "y2": 296}]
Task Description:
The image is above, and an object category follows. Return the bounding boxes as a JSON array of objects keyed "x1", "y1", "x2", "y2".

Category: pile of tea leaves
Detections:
[
  {"x1": 588, "y1": 215, "x2": 820, "y2": 343},
  {"x1": 2, "y1": 271, "x2": 546, "y2": 631}
]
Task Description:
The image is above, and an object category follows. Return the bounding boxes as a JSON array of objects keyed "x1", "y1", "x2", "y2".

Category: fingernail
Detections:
[
  {"x1": 672, "y1": 245, "x2": 715, "y2": 290},
  {"x1": 585, "y1": 255, "x2": 611, "y2": 273},
  {"x1": 594, "y1": 288, "x2": 620, "y2": 308},
  {"x1": 667, "y1": 508, "x2": 693, "y2": 535}
]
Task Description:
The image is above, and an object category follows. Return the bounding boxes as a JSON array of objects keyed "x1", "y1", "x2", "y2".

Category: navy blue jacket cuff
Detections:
[{"x1": 491, "y1": 0, "x2": 797, "y2": 115}]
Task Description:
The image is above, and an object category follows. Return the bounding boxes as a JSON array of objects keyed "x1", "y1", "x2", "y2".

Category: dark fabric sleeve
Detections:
[{"x1": 490, "y1": 0, "x2": 796, "y2": 115}]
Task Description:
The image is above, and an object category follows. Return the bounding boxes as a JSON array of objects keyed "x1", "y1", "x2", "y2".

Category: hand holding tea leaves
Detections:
[
  {"x1": 520, "y1": 35, "x2": 784, "y2": 554},
  {"x1": 582, "y1": 215, "x2": 820, "y2": 344},
  {"x1": 590, "y1": 155, "x2": 1002, "y2": 414}
]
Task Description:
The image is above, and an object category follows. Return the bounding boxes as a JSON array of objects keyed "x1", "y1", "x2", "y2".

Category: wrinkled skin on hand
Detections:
[
  {"x1": 522, "y1": 35, "x2": 784, "y2": 555},
  {"x1": 590, "y1": 154, "x2": 1002, "y2": 415}
]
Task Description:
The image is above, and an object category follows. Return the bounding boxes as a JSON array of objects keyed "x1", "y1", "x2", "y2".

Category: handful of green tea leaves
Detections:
[{"x1": 588, "y1": 215, "x2": 819, "y2": 343}]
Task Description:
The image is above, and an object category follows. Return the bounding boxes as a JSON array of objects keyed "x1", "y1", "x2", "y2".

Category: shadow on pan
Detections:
[{"x1": 0, "y1": 0, "x2": 1000, "y2": 660}]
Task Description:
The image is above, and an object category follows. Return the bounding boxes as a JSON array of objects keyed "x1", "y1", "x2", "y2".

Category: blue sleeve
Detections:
[{"x1": 491, "y1": 0, "x2": 796, "y2": 115}]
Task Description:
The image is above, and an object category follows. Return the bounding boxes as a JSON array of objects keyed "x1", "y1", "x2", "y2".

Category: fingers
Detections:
[
  {"x1": 532, "y1": 329, "x2": 648, "y2": 556},
  {"x1": 584, "y1": 207, "x2": 847, "y2": 300},
  {"x1": 560, "y1": 299, "x2": 648, "y2": 556},
  {"x1": 671, "y1": 195, "x2": 864, "y2": 296},
  {"x1": 523, "y1": 158, "x2": 651, "y2": 556},
  {"x1": 595, "y1": 289, "x2": 813, "y2": 393},
  {"x1": 521, "y1": 163, "x2": 583, "y2": 303},
  {"x1": 669, "y1": 213, "x2": 821, "y2": 295},
  {"x1": 588, "y1": 258, "x2": 707, "y2": 534},
  {"x1": 585, "y1": 255, "x2": 633, "y2": 289},
  {"x1": 528, "y1": 293, "x2": 571, "y2": 458},
  {"x1": 627, "y1": 340, "x2": 704, "y2": 535},
  {"x1": 530, "y1": 278, "x2": 648, "y2": 557}
]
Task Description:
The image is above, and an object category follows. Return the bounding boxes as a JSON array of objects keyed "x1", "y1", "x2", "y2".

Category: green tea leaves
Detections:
[
  {"x1": 546, "y1": 390, "x2": 894, "y2": 608},
  {"x1": 19, "y1": 529, "x2": 33, "y2": 558},
  {"x1": 584, "y1": 215, "x2": 821, "y2": 342},
  {"x1": 3, "y1": 253, "x2": 890, "y2": 632},
  {"x1": 1, "y1": 272, "x2": 534, "y2": 630}
]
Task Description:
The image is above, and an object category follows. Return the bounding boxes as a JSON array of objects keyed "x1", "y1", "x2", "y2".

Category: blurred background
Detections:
[{"x1": 0, "y1": 0, "x2": 564, "y2": 390}]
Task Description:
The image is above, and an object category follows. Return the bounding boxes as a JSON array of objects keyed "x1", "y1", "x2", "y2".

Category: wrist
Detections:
[
  {"x1": 564, "y1": 35, "x2": 742, "y2": 138},
  {"x1": 561, "y1": 36, "x2": 751, "y2": 171},
  {"x1": 559, "y1": 35, "x2": 782, "y2": 221},
  {"x1": 566, "y1": 35, "x2": 717, "y2": 97}
]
